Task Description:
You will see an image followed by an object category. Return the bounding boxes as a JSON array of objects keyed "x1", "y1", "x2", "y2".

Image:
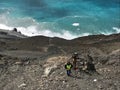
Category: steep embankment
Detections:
[{"x1": 0, "y1": 30, "x2": 120, "y2": 90}]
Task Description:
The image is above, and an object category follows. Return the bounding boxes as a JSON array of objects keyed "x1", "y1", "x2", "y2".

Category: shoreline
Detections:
[{"x1": 0, "y1": 28, "x2": 120, "y2": 40}]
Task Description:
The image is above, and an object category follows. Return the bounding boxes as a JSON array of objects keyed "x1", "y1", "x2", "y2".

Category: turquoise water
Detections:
[{"x1": 0, "y1": 0, "x2": 120, "y2": 39}]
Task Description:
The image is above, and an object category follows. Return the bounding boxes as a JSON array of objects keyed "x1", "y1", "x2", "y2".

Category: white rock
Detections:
[
  {"x1": 93, "y1": 79, "x2": 97, "y2": 82},
  {"x1": 18, "y1": 83, "x2": 26, "y2": 88}
]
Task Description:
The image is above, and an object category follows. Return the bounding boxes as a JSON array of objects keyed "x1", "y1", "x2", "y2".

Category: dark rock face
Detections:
[
  {"x1": 86, "y1": 62, "x2": 96, "y2": 71},
  {"x1": 0, "y1": 41, "x2": 6, "y2": 45},
  {"x1": 0, "y1": 54, "x2": 4, "y2": 58},
  {"x1": 0, "y1": 32, "x2": 8, "y2": 35},
  {"x1": 13, "y1": 28, "x2": 18, "y2": 32}
]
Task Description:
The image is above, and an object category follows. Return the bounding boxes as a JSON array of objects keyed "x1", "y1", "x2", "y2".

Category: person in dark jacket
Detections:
[
  {"x1": 72, "y1": 52, "x2": 80, "y2": 70},
  {"x1": 65, "y1": 62, "x2": 73, "y2": 76}
]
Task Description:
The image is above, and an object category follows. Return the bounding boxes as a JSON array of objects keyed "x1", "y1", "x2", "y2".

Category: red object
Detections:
[{"x1": 74, "y1": 67, "x2": 78, "y2": 70}]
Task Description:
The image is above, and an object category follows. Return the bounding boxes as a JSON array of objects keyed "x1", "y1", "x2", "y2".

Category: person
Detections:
[
  {"x1": 72, "y1": 52, "x2": 80, "y2": 70},
  {"x1": 65, "y1": 62, "x2": 73, "y2": 76}
]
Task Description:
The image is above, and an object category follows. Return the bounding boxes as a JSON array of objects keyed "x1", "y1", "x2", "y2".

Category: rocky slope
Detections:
[{"x1": 0, "y1": 29, "x2": 120, "y2": 90}]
